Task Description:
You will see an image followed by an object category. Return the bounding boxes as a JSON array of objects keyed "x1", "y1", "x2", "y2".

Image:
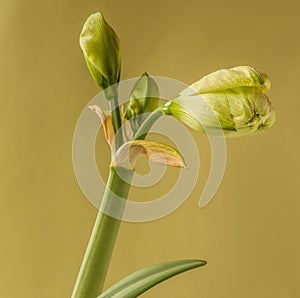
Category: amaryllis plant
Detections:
[{"x1": 71, "y1": 12, "x2": 275, "y2": 298}]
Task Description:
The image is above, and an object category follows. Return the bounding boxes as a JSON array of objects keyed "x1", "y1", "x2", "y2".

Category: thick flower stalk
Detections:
[{"x1": 161, "y1": 66, "x2": 275, "y2": 136}]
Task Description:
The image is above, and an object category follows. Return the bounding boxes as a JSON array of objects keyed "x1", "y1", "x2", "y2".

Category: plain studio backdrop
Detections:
[{"x1": 0, "y1": 0, "x2": 299, "y2": 297}]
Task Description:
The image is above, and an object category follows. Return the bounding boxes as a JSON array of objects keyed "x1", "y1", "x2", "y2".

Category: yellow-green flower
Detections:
[
  {"x1": 80, "y1": 12, "x2": 121, "y2": 96},
  {"x1": 162, "y1": 66, "x2": 275, "y2": 136}
]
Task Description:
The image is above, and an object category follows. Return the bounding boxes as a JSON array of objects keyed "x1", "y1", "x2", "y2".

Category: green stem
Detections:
[
  {"x1": 105, "y1": 86, "x2": 123, "y2": 149},
  {"x1": 134, "y1": 107, "x2": 163, "y2": 140},
  {"x1": 72, "y1": 103, "x2": 164, "y2": 297},
  {"x1": 109, "y1": 99, "x2": 123, "y2": 148},
  {"x1": 72, "y1": 86, "x2": 127, "y2": 297},
  {"x1": 72, "y1": 166, "x2": 134, "y2": 298}
]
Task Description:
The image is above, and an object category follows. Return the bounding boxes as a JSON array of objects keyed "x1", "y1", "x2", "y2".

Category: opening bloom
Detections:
[{"x1": 162, "y1": 66, "x2": 275, "y2": 136}]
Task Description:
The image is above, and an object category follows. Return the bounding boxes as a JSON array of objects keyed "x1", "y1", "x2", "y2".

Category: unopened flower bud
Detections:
[
  {"x1": 80, "y1": 12, "x2": 121, "y2": 98},
  {"x1": 125, "y1": 72, "x2": 160, "y2": 131}
]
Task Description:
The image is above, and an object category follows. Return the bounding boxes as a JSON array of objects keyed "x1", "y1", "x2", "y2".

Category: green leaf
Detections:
[{"x1": 97, "y1": 259, "x2": 207, "y2": 298}]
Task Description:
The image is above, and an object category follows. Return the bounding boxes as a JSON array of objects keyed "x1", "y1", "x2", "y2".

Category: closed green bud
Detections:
[
  {"x1": 125, "y1": 72, "x2": 160, "y2": 131},
  {"x1": 162, "y1": 66, "x2": 275, "y2": 136},
  {"x1": 80, "y1": 12, "x2": 121, "y2": 98}
]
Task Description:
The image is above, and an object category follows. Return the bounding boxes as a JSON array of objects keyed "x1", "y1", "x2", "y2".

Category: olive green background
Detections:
[{"x1": 1, "y1": 0, "x2": 299, "y2": 297}]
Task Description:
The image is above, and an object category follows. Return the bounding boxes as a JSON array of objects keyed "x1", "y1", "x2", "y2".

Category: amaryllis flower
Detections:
[{"x1": 162, "y1": 66, "x2": 275, "y2": 136}]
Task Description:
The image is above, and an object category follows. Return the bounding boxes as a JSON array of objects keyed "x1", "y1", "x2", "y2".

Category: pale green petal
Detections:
[
  {"x1": 163, "y1": 66, "x2": 275, "y2": 137},
  {"x1": 181, "y1": 66, "x2": 270, "y2": 96},
  {"x1": 163, "y1": 85, "x2": 275, "y2": 137},
  {"x1": 225, "y1": 88, "x2": 255, "y2": 128},
  {"x1": 227, "y1": 87, "x2": 275, "y2": 134},
  {"x1": 169, "y1": 93, "x2": 235, "y2": 132},
  {"x1": 165, "y1": 100, "x2": 204, "y2": 132},
  {"x1": 80, "y1": 12, "x2": 121, "y2": 88}
]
